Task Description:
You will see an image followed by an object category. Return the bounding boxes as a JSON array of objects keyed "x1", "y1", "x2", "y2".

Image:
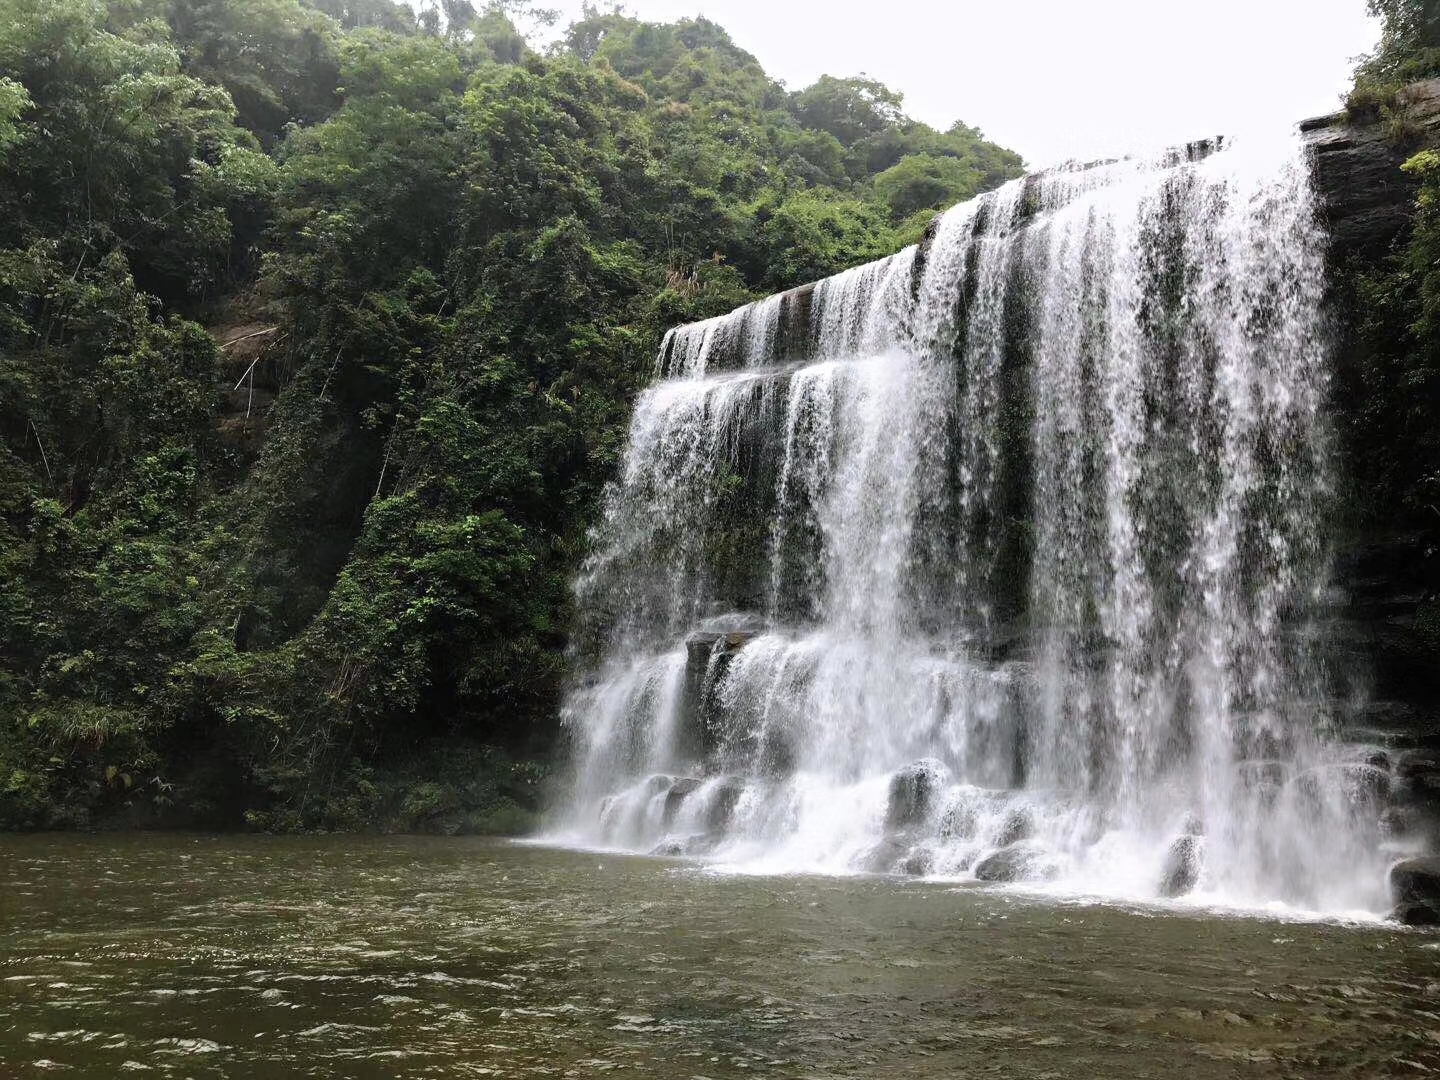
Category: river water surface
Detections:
[{"x1": 2, "y1": 834, "x2": 1438, "y2": 1078}]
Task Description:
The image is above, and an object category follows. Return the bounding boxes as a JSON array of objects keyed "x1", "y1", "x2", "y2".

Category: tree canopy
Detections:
[{"x1": 0, "y1": 0, "x2": 1023, "y2": 831}]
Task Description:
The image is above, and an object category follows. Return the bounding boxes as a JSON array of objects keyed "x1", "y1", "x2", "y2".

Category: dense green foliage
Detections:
[
  {"x1": 1349, "y1": 0, "x2": 1440, "y2": 138},
  {"x1": 0, "y1": 0, "x2": 1022, "y2": 829},
  {"x1": 1356, "y1": 0, "x2": 1440, "y2": 93}
]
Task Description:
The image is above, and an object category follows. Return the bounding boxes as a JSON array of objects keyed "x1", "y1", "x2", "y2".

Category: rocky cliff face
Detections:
[
  {"x1": 1304, "y1": 79, "x2": 1440, "y2": 261},
  {"x1": 1303, "y1": 80, "x2": 1440, "y2": 861}
]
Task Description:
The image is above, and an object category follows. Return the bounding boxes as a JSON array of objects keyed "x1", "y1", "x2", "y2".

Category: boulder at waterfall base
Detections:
[
  {"x1": 885, "y1": 761, "x2": 945, "y2": 831},
  {"x1": 974, "y1": 843, "x2": 1056, "y2": 883},
  {"x1": 1389, "y1": 857, "x2": 1440, "y2": 926},
  {"x1": 1159, "y1": 834, "x2": 1204, "y2": 898}
]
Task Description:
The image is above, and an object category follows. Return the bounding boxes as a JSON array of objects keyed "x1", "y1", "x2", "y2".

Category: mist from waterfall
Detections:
[{"x1": 551, "y1": 133, "x2": 1394, "y2": 915}]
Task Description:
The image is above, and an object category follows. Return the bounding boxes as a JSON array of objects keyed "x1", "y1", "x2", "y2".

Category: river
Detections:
[{"x1": 1, "y1": 834, "x2": 1437, "y2": 1077}]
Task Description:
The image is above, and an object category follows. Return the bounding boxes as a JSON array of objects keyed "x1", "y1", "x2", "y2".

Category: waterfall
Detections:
[{"x1": 554, "y1": 133, "x2": 1394, "y2": 914}]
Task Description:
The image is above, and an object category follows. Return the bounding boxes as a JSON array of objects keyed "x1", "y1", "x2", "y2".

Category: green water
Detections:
[{"x1": 2, "y1": 835, "x2": 1438, "y2": 1078}]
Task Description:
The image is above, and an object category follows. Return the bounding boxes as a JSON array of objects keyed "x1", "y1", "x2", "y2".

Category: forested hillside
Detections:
[{"x1": 0, "y1": 0, "x2": 1023, "y2": 830}]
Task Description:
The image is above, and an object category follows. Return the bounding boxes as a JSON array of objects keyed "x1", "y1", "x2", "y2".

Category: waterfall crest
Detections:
[{"x1": 554, "y1": 135, "x2": 1392, "y2": 914}]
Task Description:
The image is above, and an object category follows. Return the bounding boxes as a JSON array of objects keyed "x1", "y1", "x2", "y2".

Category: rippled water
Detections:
[{"x1": 2, "y1": 835, "x2": 1438, "y2": 1078}]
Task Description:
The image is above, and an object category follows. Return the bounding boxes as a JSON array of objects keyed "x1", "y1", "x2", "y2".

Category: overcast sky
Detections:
[{"x1": 538, "y1": 0, "x2": 1381, "y2": 167}]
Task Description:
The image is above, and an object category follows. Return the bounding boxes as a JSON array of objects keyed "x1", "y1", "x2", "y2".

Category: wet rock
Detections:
[
  {"x1": 1380, "y1": 804, "x2": 1422, "y2": 840},
  {"x1": 1295, "y1": 763, "x2": 1391, "y2": 813},
  {"x1": 949, "y1": 850, "x2": 977, "y2": 873},
  {"x1": 1159, "y1": 834, "x2": 1205, "y2": 898},
  {"x1": 1239, "y1": 760, "x2": 1288, "y2": 786},
  {"x1": 650, "y1": 840, "x2": 685, "y2": 858},
  {"x1": 1304, "y1": 79, "x2": 1440, "y2": 261},
  {"x1": 704, "y1": 778, "x2": 745, "y2": 833},
  {"x1": 1238, "y1": 760, "x2": 1288, "y2": 804},
  {"x1": 940, "y1": 798, "x2": 980, "y2": 840},
  {"x1": 663, "y1": 777, "x2": 703, "y2": 826},
  {"x1": 886, "y1": 761, "x2": 946, "y2": 832},
  {"x1": 1394, "y1": 902, "x2": 1440, "y2": 927},
  {"x1": 686, "y1": 627, "x2": 757, "y2": 656},
  {"x1": 974, "y1": 843, "x2": 1055, "y2": 884},
  {"x1": 1398, "y1": 748, "x2": 1440, "y2": 776},
  {"x1": 1397, "y1": 750, "x2": 1440, "y2": 802},
  {"x1": 899, "y1": 849, "x2": 935, "y2": 877},
  {"x1": 1341, "y1": 701, "x2": 1424, "y2": 746},
  {"x1": 596, "y1": 800, "x2": 619, "y2": 835},
  {"x1": 860, "y1": 836, "x2": 941, "y2": 875},
  {"x1": 861, "y1": 837, "x2": 908, "y2": 874},
  {"x1": 682, "y1": 831, "x2": 724, "y2": 856},
  {"x1": 680, "y1": 634, "x2": 724, "y2": 762},
  {"x1": 996, "y1": 805, "x2": 1035, "y2": 847},
  {"x1": 680, "y1": 628, "x2": 760, "y2": 763},
  {"x1": 757, "y1": 732, "x2": 795, "y2": 777},
  {"x1": 1389, "y1": 857, "x2": 1440, "y2": 926}
]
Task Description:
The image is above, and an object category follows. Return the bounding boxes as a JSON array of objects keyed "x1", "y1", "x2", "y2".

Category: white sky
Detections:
[{"x1": 537, "y1": 0, "x2": 1382, "y2": 168}]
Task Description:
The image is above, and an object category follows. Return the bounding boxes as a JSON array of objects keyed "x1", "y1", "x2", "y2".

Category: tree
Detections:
[
  {"x1": 160, "y1": 0, "x2": 343, "y2": 143},
  {"x1": 790, "y1": 75, "x2": 904, "y2": 147},
  {"x1": 0, "y1": 77, "x2": 28, "y2": 154},
  {"x1": 0, "y1": 0, "x2": 277, "y2": 304},
  {"x1": 753, "y1": 189, "x2": 896, "y2": 287},
  {"x1": 873, "y1": 152, "x2": 984, "y2": 221},
  {"x1": 1359, "y1": 0, "x2": 1440, "y2": 86},
  {"x1": 0, "y1": 0, "x2": 1023, "y2": 830}
]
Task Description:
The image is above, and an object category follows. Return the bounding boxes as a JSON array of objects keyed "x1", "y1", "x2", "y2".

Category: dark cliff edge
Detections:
[
  {"x1": 1304, "y1": 80, "x2": 1440, "y2": 260},
  {"x1": 1303, "y1": 82, "x2": 1440, "y2": 775}
]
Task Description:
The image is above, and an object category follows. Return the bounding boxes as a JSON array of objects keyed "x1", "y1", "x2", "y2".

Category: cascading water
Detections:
[{"x1": 553, "y1": 133, "x2": 1397, "y2": 914}]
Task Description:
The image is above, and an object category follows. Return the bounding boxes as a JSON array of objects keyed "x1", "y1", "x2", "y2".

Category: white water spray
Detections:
[{"x1": 556, "y1": 135, "x2": 1393, "y2": 915}]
